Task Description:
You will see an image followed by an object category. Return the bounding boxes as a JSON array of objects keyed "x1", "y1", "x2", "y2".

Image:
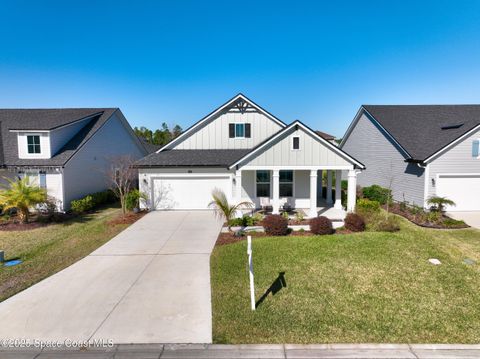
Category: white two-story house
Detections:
[
  {"x1": 0, "y1": 108, "x2": 149, "y2": 210},
  {"x1": 136, "y1": 94, "x2": 364, "y2": 218}
]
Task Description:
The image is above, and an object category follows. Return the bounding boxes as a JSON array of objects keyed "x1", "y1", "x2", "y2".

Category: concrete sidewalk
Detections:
[
  {"x1": 2, "y1": 344, "x2": 480, "y2": 358},
  {"x1": 0, "y1": 211, "x2": 222, "y2": 344}
]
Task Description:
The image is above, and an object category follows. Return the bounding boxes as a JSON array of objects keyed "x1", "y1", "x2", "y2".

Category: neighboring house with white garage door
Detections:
[
  {"x1": 0, "y1": 108, "x2": 149, "y2": 211},
  {"x1": 136, "y1": 94, "x2": 364, "y2": 218},
  {"x1": 341, "y1": 105, "x2": 480, "y2": 211}
]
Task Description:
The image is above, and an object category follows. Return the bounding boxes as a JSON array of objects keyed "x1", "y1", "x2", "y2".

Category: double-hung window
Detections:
[
  {"x1": 279, "y1": 170, "x2": 293, "y2": 197},
  {"x1": 27, "y1": 135, "x2": 41, "y2": 154},
  {"x1": 256, "y1": 170, "x2": 270, "y2": 197}
]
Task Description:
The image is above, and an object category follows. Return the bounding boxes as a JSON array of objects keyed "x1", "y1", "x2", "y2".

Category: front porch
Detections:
[{"x1": 234, "y1": 168, "x2": 358, "y2": 219}]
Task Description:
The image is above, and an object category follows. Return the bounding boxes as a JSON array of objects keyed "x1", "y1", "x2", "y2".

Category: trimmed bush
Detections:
[
  {"x1": 310, "y1": 216, "x2": 334, "y2": 235},
  {"x1": 262, "y1": 214, "x2": 289, "y2": 236},
  {"x1": 344, "y1": 213, "x2": 365, "y2": 232},
  {"x1": 71, "y1": 195, "x2": 95, "y2": 214},
  {"x1": 91, "y1": 190, "x2": 116, "y2": 206},
  {"x1": 70, "y1": 190, "x2": 117, "y2": 214},
  {"x1": 362, "y1": 185, "x2": 392, "y2": 205}
]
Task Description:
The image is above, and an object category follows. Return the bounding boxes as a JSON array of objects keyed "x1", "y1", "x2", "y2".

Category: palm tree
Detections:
[
  {"x1": 427, "y1": 196, "x2": 455, "y2": 213},
  {"x1": 208, "y1": 188, "x2": 253, "y2": 231},
  {"x1": 0, "y1": 177, "x2": 47, "y2": 223}
]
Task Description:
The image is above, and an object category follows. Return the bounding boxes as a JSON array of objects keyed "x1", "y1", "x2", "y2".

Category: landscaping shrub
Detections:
[
  {"x1": 356, "y1": 198, "x2": 380, "y2": 213},
  {"x1": 344, "y1": 213, "x2": 365, "y2": 232},
  {"x1": 426, "y1": 211, "x2": 441, "y2": 223},
  {"x1": 362, "y1": 185, "x2": 392, "y2": 205},
  {"x1": 70, "y1": 190, "x2": 116, "y2": 214},
  {"x1": 368, "y1": 214, "x2": 401, "y2": 232},
  {"x1": 309, "y1": 216, "x2": 334, "y2": 235},
  {"x1": 125, "y1": 189, "x2": 147, "y2": 211},
  {"x1": 443, "y1": 218, "x2": 466, "y2": 227},
  {"x1": 71, "y1": 195, "x2": 95, "y2": 214},
  {"x1": 228, "y1": 217, "x2": 244, "y2": 226},
  {"x1": 228, "y1": 213, "x2": 263, "y2": 227},
  {"x1": 263, "y1": 214, "x2": 289, "y2": 236},
  {"x1": 91, "y1": 190, "x2": 116, "y2": 206}
]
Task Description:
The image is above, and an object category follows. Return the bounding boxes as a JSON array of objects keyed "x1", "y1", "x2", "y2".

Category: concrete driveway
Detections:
[
  {"x1": 447, "y1": 211, "x2": 480, "y2": 229},
  {"x1": 0, "y1": 211, "x2": 222, "y2": 344}
]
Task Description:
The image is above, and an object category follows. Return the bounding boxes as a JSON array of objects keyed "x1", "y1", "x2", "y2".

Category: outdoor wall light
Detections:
[{"x1": 431, "y1": 178, "x2": 435, "y2": 186}]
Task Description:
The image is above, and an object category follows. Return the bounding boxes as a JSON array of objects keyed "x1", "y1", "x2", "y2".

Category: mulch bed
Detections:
[
  {"x1": 216, "y1": 228, "x2": 354, "y2": 246},
  {"x1": 107, "y1": 211, "x2": 147, "y2": 225},
  {"x1": 0, "y1": 221, "x2": 50, "y2": 232},
  {"x1": 385, "y1": 203, "x2": 469, "y2": 229}
]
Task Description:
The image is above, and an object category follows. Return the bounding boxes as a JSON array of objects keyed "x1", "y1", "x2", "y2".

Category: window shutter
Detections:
[
  {"x1": 229, "y1": 123, "x2": 235, "y2": 138},
  {"x1": 245, "y1": 123, "x2": 251, "y2": 138},
  {"x1": 473, "y1": 140, "x2": 480, "y2": 157}
]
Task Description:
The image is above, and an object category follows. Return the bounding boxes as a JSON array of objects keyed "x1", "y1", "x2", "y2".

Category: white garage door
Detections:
[
  {"x1": 436, "y1": 174, "x2": 480, "y2": 211},
  {"x1": 152, "y1": 176, "x2": 232, "y2": 210}
]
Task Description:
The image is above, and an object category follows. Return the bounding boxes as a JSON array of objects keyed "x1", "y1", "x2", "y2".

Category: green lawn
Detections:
[
  {"x1": 211, "y1": 217, "x2": 480, "y2": 343},
  {"x1": 0, "y1": 205, "x2": 130, "y2": 302}
]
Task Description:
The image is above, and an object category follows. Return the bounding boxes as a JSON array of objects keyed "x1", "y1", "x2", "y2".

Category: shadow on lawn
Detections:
[{"x1": 256, "y1": 271, "x2": 287, "y2": 308}]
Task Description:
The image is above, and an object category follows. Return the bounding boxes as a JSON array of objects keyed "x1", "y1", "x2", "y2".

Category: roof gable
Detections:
[
  {"x1": 158, "y1": 93, "x2": 287, "y2": 152},
  {"x1": 230, "y1": 121, "x2": 365, "y2": 169},
  {"x1": 356, "y1": 105, "x2": 480, "y2": 161}
]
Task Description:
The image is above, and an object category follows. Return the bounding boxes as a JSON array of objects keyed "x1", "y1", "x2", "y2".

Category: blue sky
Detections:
[{"x1": 1, "y1": 1, "x2": 480, "y2": 137}]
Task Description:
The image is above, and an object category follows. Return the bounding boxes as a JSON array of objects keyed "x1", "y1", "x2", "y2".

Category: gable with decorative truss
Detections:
[{"x1": 161, "y1": 94, "x2": 286, "y2": 151}]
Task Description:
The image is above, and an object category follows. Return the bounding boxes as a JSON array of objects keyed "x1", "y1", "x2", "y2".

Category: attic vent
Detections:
[{"x1": 441, "y1": 123, "x2": 464, "y2": 130}]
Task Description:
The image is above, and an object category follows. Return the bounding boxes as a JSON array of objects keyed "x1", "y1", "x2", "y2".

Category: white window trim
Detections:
[
  {"x1": 291, "y1": 136, "x2": 300, "y2": 151},
  {"x1": 234, "y1": 123, "x2": 246, "y2": 139},
  {"x1": 26, "y1": 134, "x2": 42, "y2": 155}
]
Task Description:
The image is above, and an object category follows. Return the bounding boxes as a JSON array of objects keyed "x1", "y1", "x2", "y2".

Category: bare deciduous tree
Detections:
[{"x1": 105, "y1": 155, "x2": 138, "y2": 215}]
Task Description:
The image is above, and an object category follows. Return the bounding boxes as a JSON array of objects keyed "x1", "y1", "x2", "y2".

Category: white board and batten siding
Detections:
[
  {"x1": 241, "y1": 127, "x2": 352, "y2": 168},
  {"x1": 62, "y1": 111, "x2": 146, "y2": 208},
  {"x1": 427, "y1": 126, "x2": 480, "y2": 211},
  {"x1": 172, "y1": 109, "x2": 282, "y2": 150},
  {"x1": 341, "y1": 113, "x2": 425, "y2": 206}
]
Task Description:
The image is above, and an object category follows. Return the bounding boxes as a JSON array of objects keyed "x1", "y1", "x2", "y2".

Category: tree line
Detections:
[{"x1": 134, "y1": 123, "x2": 183, "y2": 146}]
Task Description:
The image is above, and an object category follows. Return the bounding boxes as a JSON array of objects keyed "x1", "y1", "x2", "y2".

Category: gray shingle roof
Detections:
[
  {"x1": 135, "y1": 149, "x2": 251, "y2": 167},
  {"x1": 363, "y1": 105, "x2": 480, "y2": 161},
  {"x1": 0, "y1": 108, "x2": 117, "y2": 167}
]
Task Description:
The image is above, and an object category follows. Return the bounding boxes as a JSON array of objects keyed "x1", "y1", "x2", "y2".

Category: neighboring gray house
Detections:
[
  {"x1": 341, "y1": 105, "x2": 480, "y2": 211},
  {"x1": 0, "y1": 108, "x2": 149, "y2": 210},
  {"x1": 136, "y1": 94, "x2": 364, "y2": 218}
]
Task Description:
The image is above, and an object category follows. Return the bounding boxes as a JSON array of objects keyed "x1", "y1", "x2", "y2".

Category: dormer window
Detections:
[{"x1": 27, "y1": 135, "x2": 41, "y2": 154}]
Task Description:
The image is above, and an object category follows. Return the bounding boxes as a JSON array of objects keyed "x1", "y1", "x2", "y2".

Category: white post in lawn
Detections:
[
  {"x1": 247, "y1": 235, "x2": 255, "y2": 311},
  {"x1": 309, "y1": 170, "x2": 318, "y2": 218},
  {"x1": 272, "y1": 169, "x2": 280, "y2": 214},
  {"x1": 326, "y1": 170, "x2": 333, "y2": 204},
  {"x1": 334, "y1": 170, "x2": 342, "y2": 209},
  {"x1": 347, "y1": 169, "x2": 357, "y2": 212}
]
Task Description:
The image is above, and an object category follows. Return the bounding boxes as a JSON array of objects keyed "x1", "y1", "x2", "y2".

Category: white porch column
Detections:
[
  {"x1": 326, "y1": 170, "x2": 333, "y2": 204},
  {"x1": 334, "y1": 170, "x2": 342, "y2": 209},
  {"x1": 272, "y1": 169, "x2": 280, "y2": 214},
  {"x1": 347, "y1": 169, "x2": 357, "y2": 212},
  {"x1": 235, "y1": 170, "x2": 242, "y2": 203},
  {"x1": 309, "y1": 170, "x2": 318, "y2": 218}
]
